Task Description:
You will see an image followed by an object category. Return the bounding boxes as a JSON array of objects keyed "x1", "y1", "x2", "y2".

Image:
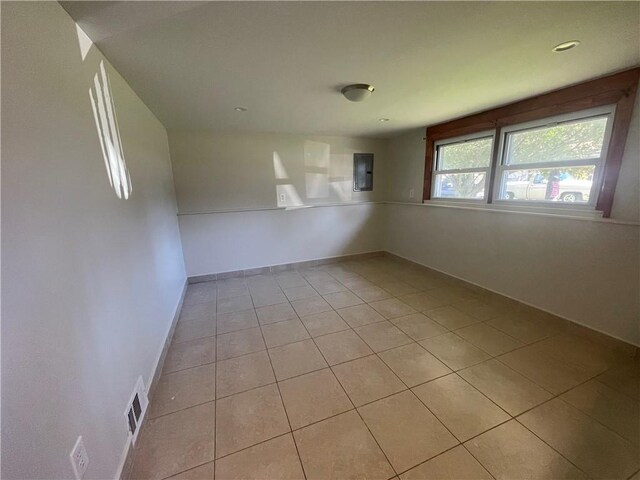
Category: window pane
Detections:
[
  {"x1": 438, "y1": 137, "x2": 493, "y2": 170},
  {"x1": 505, "y1": 116, "x2": 608, "y2": 165},
  {"x1": 500, "y1": 166, "x2": 596, "y2": 203},
  {"x1": 434, "y1": 172, "x2": 486, "y2": 199}
]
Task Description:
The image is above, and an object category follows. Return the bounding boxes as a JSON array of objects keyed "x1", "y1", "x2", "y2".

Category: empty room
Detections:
[{"x1": 2, "y1": 1, "x2": 640, "y2": 479}]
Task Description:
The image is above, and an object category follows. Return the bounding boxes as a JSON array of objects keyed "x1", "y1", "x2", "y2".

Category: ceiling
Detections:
[{"x1": 61, "y1": 1, "x2": 640, "y2": 137}]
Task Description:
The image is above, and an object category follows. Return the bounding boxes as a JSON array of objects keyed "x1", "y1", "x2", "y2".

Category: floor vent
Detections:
[{"x1": 124, "y1": 376, "x2": 148, "y2": 444}]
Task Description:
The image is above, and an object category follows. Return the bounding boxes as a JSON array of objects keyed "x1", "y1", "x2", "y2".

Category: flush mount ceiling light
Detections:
[
  {"x1": 552, "y1": 40, "x2": 580, "y2": 53},
  {"x1": 234, "y1": 106, "x2": 247, "y2": 112},
  {"x1": 378, "y1": 118, "x2": 390, "y2": 122},
  {"x1": 341, "y1": 84, "x2": 375, "y2": 102}
]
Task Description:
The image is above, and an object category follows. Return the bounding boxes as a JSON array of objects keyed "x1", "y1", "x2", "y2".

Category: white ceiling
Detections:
[{"x1": 62, "y1": 1, "x2": 640, "y2": 137}]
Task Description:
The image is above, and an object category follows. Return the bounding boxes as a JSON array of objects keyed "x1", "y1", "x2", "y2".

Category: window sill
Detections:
[{"x1": 388, "y1": 200, "x2": 639, "y2": 226}]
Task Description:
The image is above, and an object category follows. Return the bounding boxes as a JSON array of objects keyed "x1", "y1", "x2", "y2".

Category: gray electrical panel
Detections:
[{"x1": 353, "y1": 153, "x2": 374, "y2": 192}]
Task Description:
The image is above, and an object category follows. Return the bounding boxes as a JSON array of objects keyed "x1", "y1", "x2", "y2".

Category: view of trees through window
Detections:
[{"x1": 433, "y1": 114, "x2": 609, "y2": 202}]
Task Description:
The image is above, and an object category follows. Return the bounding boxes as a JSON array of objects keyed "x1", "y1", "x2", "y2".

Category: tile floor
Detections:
[{"x1": 129, "y1": 256, "x2": 639, "y2": 480}]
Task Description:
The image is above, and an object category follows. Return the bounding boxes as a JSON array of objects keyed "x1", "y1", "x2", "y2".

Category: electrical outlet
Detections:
[
  {"x1": 409, "y1": 189, "x2": 415, "y2": 199},
  {"x1": 70, "y1": 436, "x2": 89, "y2": 480},
  {"x1": 279, "y1": 193, "x2": 286, "y2": 203}
]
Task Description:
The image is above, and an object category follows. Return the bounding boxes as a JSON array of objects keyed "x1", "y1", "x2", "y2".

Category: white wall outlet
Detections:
[
  {"x1": 409, "y1": 189, "x2": 415, "y2": 199},
  {"x1": 70, "y1": 436, "x2": 89, "y2": 480},
  {"x1": 279, "y1": 193, "x2": 286, "y2": 203}
]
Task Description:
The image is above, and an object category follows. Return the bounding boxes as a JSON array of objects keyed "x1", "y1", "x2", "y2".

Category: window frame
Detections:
[
  {"x1": 422, "y1": 68, "x2": 639, "y2": 218},
  {"x1": 492, "y1": 105, "x2": 616, "y2": 210},
  {"x1": 431, "y1": 130, "x2": 495, "y2": 203}
]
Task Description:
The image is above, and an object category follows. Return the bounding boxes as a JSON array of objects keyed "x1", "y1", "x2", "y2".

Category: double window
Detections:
[
  {"x1": 431, "y1": 107, "x2": 614, "y2": 208},
  {"x1": 424, "y1": 68, "x2": 639, "y2": 217}
]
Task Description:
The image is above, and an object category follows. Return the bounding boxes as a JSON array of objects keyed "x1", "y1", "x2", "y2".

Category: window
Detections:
[
  {"x1": 422, "y1": 68, "x2": 639, "y2": 217},
  {"x1": 433, "y1": 134, "x2": 493, "y2": 200},
  {"x1": 495, "y1": 108, "x2": 613, "y2": 206}
]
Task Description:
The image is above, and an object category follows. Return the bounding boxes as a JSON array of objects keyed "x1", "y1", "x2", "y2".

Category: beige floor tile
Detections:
[
  {"x1": 488, "y1": 314, "x2": 558, "y2": 343},
  {"x1": 497, "y1": 344, "x2": 595, "y2": 394},
  {"x1": 149, "y1": 363, "x2": 216, "y2": 418},
  {"x1": 376, "y1": 281, "x2": 419, "y2": 296},
  {"x1": 459, "y1": 359, "x2": 552, "y2": 415},
  {"x1": 215, "y1": 384, "x2": 289, "y2": 458},
  {"x1": 561, "y1": 380, "x2": 639, "y2": 444},
  {"x1": 455, "y1": 323, "x2": 524, "y2": 356},
  {"x1": 294, "y1": 410, "x2": 395, "y2": 480},
  {"x1": 391, "y1": 313, "x2": 449, "y2": 341},
  {"x1": 269, "y1": 339, "x2": 327, "y2": 380},
  {"x1": 183, "y1": 283, "x2": 217, "y2": 306},
  {"x1": 354, "y1": 321, "x2": 413, "y2": 352},
  {"x1": 311, "y1": 279, "x2": 347, "y2": 295},
  {"x1": 216, "y1": 351, "x2": 275, "y2": 398},
  {"x1": 279, "y1": 368, "x2": 353, "y2": 429},
  {"x1": 173, "y1": 317, "x2": 216, "y2": 344},
  {"x1": 519, "y1": 398, "x2": 639, "y2": 479},
  {"x1": 261, "y1": 318, "x2": 310, "y2": 348},
  {"x1": 291, "y1": 296, "x2": 332, "y2": 316},
  {"x1": 314, "y1": 329, "x2": 373, "y2": 365},
  {"x1": 275, "y1": 273, "x2": 308, "y2": 289},
  {"x1": 400, "y1": 445, "x2": 491, "y2": 480},
  {"x1": 323, "y1": 291, "x2": 364, "y2": 309},
  {"x1": 425, "y1": 306, "x2": 480, "y2": 330},
  {"x1": 164, "y1": 337, "x2": 216, "y2": 374},
  {"x1": 217, "y1": 295, "x2": 254, "y2": 314},
  {"x1": 340, "y1": 276, "x2": 376, "y2": 290},
  {"x1": 215, "y1": 434, "x2": 304, "y2": 480},
  {"x1": 533, "y1": 334, "x2": 624, "y2": 373},
  {"x1": 165, "y1": 461, "x2": 215, "y2": 479},
  {"x1": 332, "y1": 355, "x2": 406, "y2": 406},
  {"x1": 379, "y1": 343, "x2": 451, "y2": 387},
  {"x1": 452, "y1": 299, "x2": 498, "y2": 321},
  {"x1": 370, "y1": 298, "x2": 417, "y2": 319},
  {"x1": 216, "y1": 309, "x2": 258, "y2": 335},
  {"x1": 255, "y1": 302, "x2": 297, "y2": 325},
  {"x1": 420, "y1": 333, "x2": 491, "y2": 370},
  {"x1": 283, "y1": 285, "x2": 319, "y2": 301},
  {"x1": 352, "y1": 286, "x2": 394, "y2": 302},
  {"x1": 465, "y1": 420, "x2": 586, "y2": 480},
  {"x1": 300, "y1": 310, "x2": 349, "y2": 337},
  {"x1": 216, "y1": 327, "x2": 265, "y2": 361},
  {"x1": 131, "y1": 402, "x2": 215, "y2": 479},
  {"x1": 399, "y1": 292, "x2": 449, "y2": 311},
  {"x1": 359, "y1": 391, "x2": 458, "y2": 472},
  {"x1": 251, "y1": 290, "x2": 287, "y2": 308},
  {"x1": 597, "y1": 359, "x2": 640, "y2": 400},
  {"x1": 179, "y1": 301, "x2": 217, "y2": 322},
  {"x1": 413, "y1": 373, "x2": 509, "y2": 441},
  {"x1": 337, "y1": 303, "x2": 386, "y2": 328}
]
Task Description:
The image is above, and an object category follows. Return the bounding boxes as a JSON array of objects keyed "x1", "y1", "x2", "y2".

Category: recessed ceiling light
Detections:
[
  {"x1": 341, "y1": 84, "x2": 375, "y2": 102},
  {"x1": 552, "y1": 40, "x2": 580, "y2": 53},
  {"x1": 378, "y1": 118, "x2": 390, "y2": 122},
  {"x1": 234, "y1": 106, "x2": 247, "y2": 112}
]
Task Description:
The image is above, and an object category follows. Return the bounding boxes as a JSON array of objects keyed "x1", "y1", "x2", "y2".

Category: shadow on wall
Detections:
[{"x1": 273, "y1": 140, "x2": 358, "y2": 209}]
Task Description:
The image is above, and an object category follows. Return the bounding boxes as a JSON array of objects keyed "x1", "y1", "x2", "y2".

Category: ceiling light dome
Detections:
[
  {"x1": 341, "y1": 84, "x2": 375, "y2": 102},
  {"x1": 552, "y1": 40, "x2": 580, "y2": 53}
]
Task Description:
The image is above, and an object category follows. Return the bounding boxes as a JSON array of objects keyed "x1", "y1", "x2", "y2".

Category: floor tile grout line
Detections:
[
  {"x1": 259, "y1": 319, "x2": 309, "y2": 480},
  {"x1": 512, "y1": 416, "x2": 593, "y2": 479},
  {"x1": 284, "y1": 300, "x2": 402, "y2": 477}
]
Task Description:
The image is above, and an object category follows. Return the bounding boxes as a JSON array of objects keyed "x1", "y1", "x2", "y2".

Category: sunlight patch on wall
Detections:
[
  {"x1": 75, "y1": 23, "x2": 93, "y2": 61},
  {"x1": 90, "y1": 61, "x2": 132, "y2": 199},
  {"x1": 273, "y1": 151, "x2": 304, "y2": 208}
]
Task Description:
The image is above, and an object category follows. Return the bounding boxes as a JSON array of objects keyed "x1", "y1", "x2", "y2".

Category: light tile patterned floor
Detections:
[{"x1": 129, "y1": 256, "x2": 640, "y2": 480}]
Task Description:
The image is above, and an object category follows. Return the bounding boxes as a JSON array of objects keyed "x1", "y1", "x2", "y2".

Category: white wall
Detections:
[
  {"x1": 1, "y1": 3, "x2": 186, "y2": 479},
  {"x1": 169, "y1": 132, "x2": 387, "y2": 275},
  {"x1": 382, "y1": 95, "x2": 640, "y2": 345}
]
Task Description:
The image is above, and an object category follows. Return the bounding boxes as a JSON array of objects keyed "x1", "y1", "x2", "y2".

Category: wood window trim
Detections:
[{"x1": 422, "y1": 68, "x2": 640, "y2": 217}]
